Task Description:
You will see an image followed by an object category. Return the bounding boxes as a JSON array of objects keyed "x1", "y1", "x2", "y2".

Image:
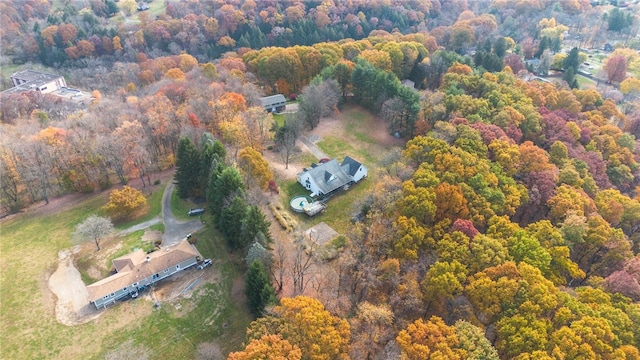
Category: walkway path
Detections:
[
  {"x1": 299, "y1": 134, "x2": 328, "y2": 160},
  {"x1": 118, "y1": 216, "x2": 161, "y2": 236}
]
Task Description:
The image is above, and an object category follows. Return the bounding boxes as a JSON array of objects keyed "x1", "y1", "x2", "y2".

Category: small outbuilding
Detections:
[{"x1": 260, "y1": 94, "x2": 286, "y2": 113}]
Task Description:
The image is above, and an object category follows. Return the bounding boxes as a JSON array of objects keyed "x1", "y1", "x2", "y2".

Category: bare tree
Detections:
[
  {"x1": 270, "y1": 240, "x2": 288, "y2": 294},
  {"x1": 291, "y1": 233, "x2": 318, "y2": 296},
  {"x1": 73, "y1": 215, "x2": 114, "y2": 251},
  {"x1": 297, "y1": 78, "x2": 340, "y2": 130},
  {"x1": 271, "y1": 114, "x2": 300, "y2": 169}
]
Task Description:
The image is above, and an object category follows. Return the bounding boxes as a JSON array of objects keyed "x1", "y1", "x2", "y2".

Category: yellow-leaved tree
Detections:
[
  {"x1": 228, "y1": 334, "x2": 302, "y2": 360},
  {"x1": 245, "y1": 296, "x2": 350, "y2": 360},
  {"x1": 103, "y1": 185, "x2": 147, "y2": 221}
]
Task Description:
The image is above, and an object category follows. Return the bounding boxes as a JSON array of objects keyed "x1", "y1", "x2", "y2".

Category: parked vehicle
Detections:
[
  {"x1": 188, "y1": 208, "x2": 205, "y2": 216},
  {"x1": 197, "y1": 258, "x2": 212, "y2": 270}
]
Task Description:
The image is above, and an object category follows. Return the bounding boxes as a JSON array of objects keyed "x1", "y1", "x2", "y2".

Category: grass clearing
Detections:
[
  {"x1": 576, "y1": 74, "x2": 597, "y2": 89},
  {"x1": 108, "y1": 0, "x2": 174, "y2": 24}
]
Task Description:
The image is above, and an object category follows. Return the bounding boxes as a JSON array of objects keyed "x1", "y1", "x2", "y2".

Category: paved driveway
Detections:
[{"x1": 161, "y1": 182, "x2": 204, "y2": 246}]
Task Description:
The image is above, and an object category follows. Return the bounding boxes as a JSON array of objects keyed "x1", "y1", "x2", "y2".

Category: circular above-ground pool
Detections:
[{"x1": 290, "y1": 195, "x2": 314, "y2": 213}]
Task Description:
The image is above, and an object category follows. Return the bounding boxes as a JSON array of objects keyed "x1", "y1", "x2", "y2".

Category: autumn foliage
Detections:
[{"x1": 103, "y1": 186, "x2": 147, "y2": 221}]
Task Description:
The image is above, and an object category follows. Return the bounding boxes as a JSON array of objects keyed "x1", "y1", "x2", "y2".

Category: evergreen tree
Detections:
[
  {"x1": 246, "y1": 241, "x2": 272, "y2": 269},
  {"x1": 563, "y1": 67, "x2": 578, "y2": 89},
  {"x1": 174, "y1": 137, "x2": 201, "y2": 199},
  {"x1": 563, "y1": 47, "x2": 581, "y2": 72},
  {"x1": 535, "y1": 37, "x2": 550, "y2": 58},
  {"x1": 494, "y1": 37, "x2": 508, "y2": 58},
  {"x1": 241, "y1": 206, "x2": 272, "y2": 248},
  {"x1": 199, "y1": 135, "x2": 225, "y2": 196},
  {"x1": 219, "y1": 195, "x2": 247, "y2": 249},
  {"x1": 208, "y1": 166, "x2": 245, "y2": 217},
  {"x1": 245, "y1": 260, "x2": 275, "y2": 317}
]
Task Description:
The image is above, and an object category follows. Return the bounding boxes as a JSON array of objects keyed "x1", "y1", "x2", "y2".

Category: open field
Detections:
[
  {"x1": 109, "y1": 0, "x2": 175, "y2": 24},
  {"x1": 0, "y1": 178, "x2": 250, "y2": 359}
]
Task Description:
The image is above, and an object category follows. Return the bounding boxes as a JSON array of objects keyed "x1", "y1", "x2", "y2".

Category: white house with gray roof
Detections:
[
  {"x1": 297, "y1": 156, "x2": 367, "y2": 198},
  {"x1": 86, "y1": 239, "x2": 202, "y2": 309},
  {"x1": 3, "y1": 70, "x2": 67, "y2": 95}
]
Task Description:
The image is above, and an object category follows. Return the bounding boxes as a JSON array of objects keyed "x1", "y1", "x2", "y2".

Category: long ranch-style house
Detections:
[
  {"x1": 297, "y1": 156, "x2": 368, "y2": 198},
  {"x1": 86, "y1": 240, "x2": 202, "y2": 309}
]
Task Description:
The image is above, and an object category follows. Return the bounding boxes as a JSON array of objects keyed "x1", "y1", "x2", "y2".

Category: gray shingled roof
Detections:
[
  {"x1": 306, "y1": 159, "x2": 352, "y2": 195},
  {"x1": 341, "y1": 156, "x2": 362, "y2": 177}
]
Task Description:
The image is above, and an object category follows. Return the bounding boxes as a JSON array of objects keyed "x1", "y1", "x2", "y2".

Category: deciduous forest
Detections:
[{"x1": 1, "y1": 0, "x2": 640, "y2": 359}]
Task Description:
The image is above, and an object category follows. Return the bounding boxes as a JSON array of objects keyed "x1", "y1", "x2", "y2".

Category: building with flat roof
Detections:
[{"x1": 3, "y1": 70, "x2": 67, "y2": 95}]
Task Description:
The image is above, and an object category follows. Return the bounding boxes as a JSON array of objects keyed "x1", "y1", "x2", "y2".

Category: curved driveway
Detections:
[{"x1": 161, "y1": 182, "x2": 204, "y2": 246}]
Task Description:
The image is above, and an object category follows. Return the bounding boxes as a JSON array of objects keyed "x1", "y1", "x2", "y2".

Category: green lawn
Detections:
[
  {"x1": 109, "y1": 0, "x2": 173, "y2": 24},
  {"x1": 0, "y1": 182, "x2": 250, "y2": 359},
  {"x1": 576, "y1": 74, "x2": 597, "y2": 89}
]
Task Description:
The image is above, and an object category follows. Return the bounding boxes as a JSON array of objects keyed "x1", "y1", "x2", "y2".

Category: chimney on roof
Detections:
[{"x1": 146, "y1": 255, "x2": 150, "y2": 262}]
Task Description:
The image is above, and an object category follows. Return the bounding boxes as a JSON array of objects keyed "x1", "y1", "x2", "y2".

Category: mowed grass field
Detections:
[{"x1": 0, "y1": 181, "x2": 250, "y2": 359}]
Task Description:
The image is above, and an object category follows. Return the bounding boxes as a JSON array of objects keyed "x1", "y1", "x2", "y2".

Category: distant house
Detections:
[
  {"x1": 297, "y1": 156, "x2": 367, "y2": 198},
  {"x1": 86, "y1": 240, "x2": 202, "y2": 309},
  {"x1": 260, "y1": 94, "x2": 286, "y2": 113},
  {"x1": 2, "y1": 70, "x2": 67, "y2": 95},
  {"x1": 137, "y1": 2, "x2": 150, "y2": 10},
  {"x1": 604, "y1": 43, "x2": 614, "y2": 52},
  {"x1": 401, "y1": 79, "x2": 416, "y2": 89}
]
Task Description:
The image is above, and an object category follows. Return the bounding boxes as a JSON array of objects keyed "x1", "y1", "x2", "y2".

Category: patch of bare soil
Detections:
[
  {"x1": 141, "y1": 229, "x2": 162, "y2": 244},
  {"x1": 47, "y1": 248, "x2": 103, "y2": 326},
  {"x1": 196, "y1": 342, "x2": 224, "y2": 360}
]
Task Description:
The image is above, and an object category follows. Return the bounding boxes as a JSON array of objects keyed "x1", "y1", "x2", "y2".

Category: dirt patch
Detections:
[
  {"x1": 196, "y1": 342, "x2": 224, "y2": 360},
  {"x1": 141, "y1": 229, "x2": 162, "y2": 244},
  {"x1": 47, "y1": 248, "x2": 103, "y2": 326},
  {"x1": 231, "y1": 276, "x2": 246, "y2": 304}
]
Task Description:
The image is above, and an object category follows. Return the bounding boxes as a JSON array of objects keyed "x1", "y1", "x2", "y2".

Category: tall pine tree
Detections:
[
  {"x1": 241, "y1": 205, "x2": 272, "y2": 248},
  {"x1": 245, "y1": 260, "x2": 275, "y2": 317},
  {"x1": 219, "y1": 195, "x2": 247, "y2": 250},
  {"x1": 174, "y1": 137, "x2": 201, "y2": 199},
  {"x1": 208, "y1": 166, "x2": 245, "y2": 217}
]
